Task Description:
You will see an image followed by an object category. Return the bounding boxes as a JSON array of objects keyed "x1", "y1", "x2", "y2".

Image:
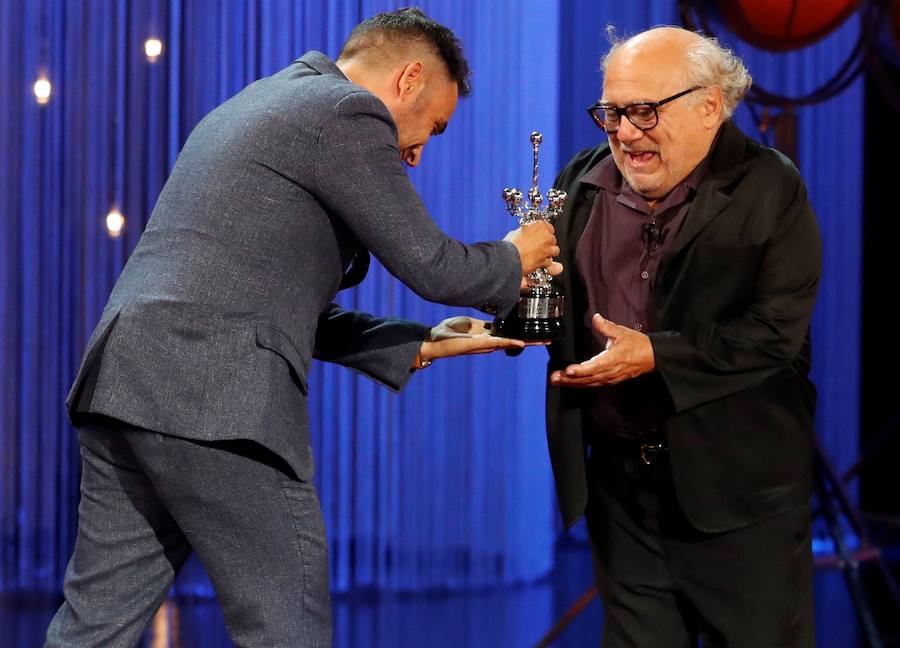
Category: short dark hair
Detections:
[{"x1": 338, "y1": 7, "x2": 471, "y2": 97}]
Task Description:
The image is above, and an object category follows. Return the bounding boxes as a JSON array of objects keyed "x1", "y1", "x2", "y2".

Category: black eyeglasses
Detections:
[{"x1": 587, "y1": 86, "x2": 704, "y2": 133}]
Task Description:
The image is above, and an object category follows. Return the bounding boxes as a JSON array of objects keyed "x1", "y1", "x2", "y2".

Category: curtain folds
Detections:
[{"x1": 1, "y1": 0, "x2": 861, "y2": 595}]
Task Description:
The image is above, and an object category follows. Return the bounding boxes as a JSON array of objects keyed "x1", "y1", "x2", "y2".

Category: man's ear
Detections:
[
  {"x1": 395, "y1": 60, "x2": 425, "y2": 104},
  {"x1": 701, "y1": 86, "x2": 724, "y2": 128}
]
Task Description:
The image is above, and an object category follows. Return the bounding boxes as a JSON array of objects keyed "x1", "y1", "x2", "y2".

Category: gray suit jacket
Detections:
[{"x1": 68, "y1": 52, "x2": 521, "y2": 480}]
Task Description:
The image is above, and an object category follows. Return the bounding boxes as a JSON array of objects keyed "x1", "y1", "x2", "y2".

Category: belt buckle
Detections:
[{"x1": 639, "y1": 441, "x2": 666, "y2": 465}]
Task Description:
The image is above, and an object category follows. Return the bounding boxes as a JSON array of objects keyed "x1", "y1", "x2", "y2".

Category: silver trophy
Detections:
[{"x1": 493, "y1": 132, "x2": 567, "y2": 341}]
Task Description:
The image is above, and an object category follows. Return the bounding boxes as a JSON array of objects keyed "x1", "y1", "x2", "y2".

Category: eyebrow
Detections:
[
  {"x1": 432, "y1": 120, "x2": 448, "y2": 136},
  {"x1": 600, "y1": 98, "x2": 654, "y2": 106}
]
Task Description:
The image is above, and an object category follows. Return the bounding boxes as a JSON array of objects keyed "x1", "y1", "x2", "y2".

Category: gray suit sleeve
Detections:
[
  {"x1": 312, "y1": 91, "x2": 522, "y2": 315},
  {"x1": 313, "y1": 303, "x2": 430, "y2": 392}
]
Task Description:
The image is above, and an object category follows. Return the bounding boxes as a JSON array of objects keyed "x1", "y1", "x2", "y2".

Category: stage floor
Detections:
[{"x1": 3, "y1": 536, "x2": 894, "y2": 647}]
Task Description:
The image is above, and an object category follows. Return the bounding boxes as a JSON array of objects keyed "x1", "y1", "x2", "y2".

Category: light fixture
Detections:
[
  {"x1": 33, "y1": 76, "x2": 51, "y2": 105},
  {"x1": 106, "y1": 209, "x2": 125, "y2": 237},
  {"x1": 145, "y1": 38, "x2": 163, "y2": 62}
]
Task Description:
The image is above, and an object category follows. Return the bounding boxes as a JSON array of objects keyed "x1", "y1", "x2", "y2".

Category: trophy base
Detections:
[
  {"x1": 492, "y1": 315, "x2": 562, "y2": 342},
  {"x1": 492, "y1": 291, "x2": 564, "y2": 342}
]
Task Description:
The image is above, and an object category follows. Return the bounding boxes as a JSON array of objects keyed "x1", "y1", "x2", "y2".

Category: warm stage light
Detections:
[
  {"x1": 145, "y1": 38, "x2": 163, "y2": 62},
  {"x1": 34, "y1": 77, "x2": 52, "y2": 105},
  {"x1": 106, "y1": 209, "x2": 125, "y2": 237}
]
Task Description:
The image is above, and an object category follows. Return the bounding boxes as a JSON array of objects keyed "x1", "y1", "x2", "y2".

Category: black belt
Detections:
[
  {"x1": 590, "y1": 432, "x2": 670, "y2": 466},
  {"x1": 638, "y1": 439, "x2": 668, "y2": 465}
]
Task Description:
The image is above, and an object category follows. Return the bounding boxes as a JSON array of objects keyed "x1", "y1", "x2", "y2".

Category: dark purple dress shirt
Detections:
[{"x1": 575, "y1": 149, "x2": 713, "y2": 439}]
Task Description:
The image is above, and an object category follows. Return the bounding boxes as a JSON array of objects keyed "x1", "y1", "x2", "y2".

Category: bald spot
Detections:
[{"x1": 605, "y1": 27, "x2": 703, "y2": 96}]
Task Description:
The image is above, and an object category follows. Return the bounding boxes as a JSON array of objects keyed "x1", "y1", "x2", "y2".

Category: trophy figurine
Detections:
[{"x1": 492, "y1": 132, "x2": 567, "y2": 341}]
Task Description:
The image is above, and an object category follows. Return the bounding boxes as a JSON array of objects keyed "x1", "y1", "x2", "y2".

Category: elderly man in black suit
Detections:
[
  {"x1": 546, "y1": 26, "x2": 821, "y2": 647},
  {"x1": 46, "y1": 9, "x2": 559, "y2": 648}
]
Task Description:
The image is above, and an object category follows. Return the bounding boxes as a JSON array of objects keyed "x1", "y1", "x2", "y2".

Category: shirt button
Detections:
[
  {"x1": 635, "y1": 323, "x2": 643, "y2": 331},
  {"x1": 641, "y1": 270, "x2": 650, "y2": 280}
]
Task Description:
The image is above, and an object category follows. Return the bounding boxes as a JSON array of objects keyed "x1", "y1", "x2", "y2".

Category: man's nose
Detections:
[
  {"x1": 613, "y1": 116, "x2": 643, "y2": 142},
  {"x1": 402, "y1": 147, "x2": 422, "y2": 167}
]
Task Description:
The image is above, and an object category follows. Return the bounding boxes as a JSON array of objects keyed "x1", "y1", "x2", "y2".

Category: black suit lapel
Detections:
[
  {"x1": 667, "y1": 121, "x2": 748, "y2": 260},
  {"x1": 563, "y1": 185, "x2": 597, "y2": 256},
  {"x1": 667, "y1": 182, "x2": 732, "y2": 259}
]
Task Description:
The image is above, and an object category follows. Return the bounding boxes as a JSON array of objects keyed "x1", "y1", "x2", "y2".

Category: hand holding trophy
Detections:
[{"x1": 493, "y1": 132, "x2": 567, "y2": 341}]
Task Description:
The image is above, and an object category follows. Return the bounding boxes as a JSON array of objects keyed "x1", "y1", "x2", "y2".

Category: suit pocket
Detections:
[
  {"x1": 255, "y1": 323, "x2": 309, "y2": 395},
  {"x1": 721, "y1": 371, "x2": 815, "y2": 490}
]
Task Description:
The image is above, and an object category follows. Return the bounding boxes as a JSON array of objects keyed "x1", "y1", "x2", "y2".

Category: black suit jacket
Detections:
[{"x1": 546, "y1": 122, "x2": 822, "y2": 533}]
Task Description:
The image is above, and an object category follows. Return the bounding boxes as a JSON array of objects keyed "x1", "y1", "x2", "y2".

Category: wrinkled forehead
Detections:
[{"x1": 601, "y1": 45, "x2": 688, "y2": 104}]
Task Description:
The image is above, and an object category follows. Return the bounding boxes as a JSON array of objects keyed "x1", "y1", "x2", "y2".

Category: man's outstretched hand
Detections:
[
  {"x1": 549, "y1": 314, "x2": 655, "y2": 387},
  {"x1": 412, "y1": 316, "x2": 525, "y2": 369}
]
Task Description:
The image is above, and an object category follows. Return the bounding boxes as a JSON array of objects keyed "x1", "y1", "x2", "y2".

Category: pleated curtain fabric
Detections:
[{"x1": 0, "y1": 0, "x2": 862, "y2": 595}]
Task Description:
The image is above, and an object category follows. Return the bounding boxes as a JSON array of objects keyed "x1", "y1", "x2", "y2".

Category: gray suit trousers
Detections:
[{"x1": 44, "y1": 416, "x2": 331, "y2": 647}]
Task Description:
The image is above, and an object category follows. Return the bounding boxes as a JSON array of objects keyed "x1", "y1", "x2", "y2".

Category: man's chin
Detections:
[{"x1": 621, "y1": 172, "x2": 661, "y2": 198}]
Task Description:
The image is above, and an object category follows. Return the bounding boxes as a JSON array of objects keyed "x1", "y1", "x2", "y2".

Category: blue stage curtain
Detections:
[
  {"x1": 0, "y1": 0, "x2": 559, "y2": 595},
  {"x1": 1, "y1": 0, "x2": 861, "y2": 597}
]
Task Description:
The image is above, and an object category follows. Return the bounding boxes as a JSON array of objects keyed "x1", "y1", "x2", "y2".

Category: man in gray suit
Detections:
[{"x1": 45, "y1": 9, "x2": 558, "y2": 647}]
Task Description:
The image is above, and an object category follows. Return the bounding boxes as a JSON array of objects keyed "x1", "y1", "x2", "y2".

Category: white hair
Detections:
[{"x1": 600, "y1": 26, "x2": 752, "y2": 120}]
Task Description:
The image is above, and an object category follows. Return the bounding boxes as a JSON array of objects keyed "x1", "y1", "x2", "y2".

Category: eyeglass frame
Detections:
[{"x1": 586, "y1": 86, "x2": 705, "y2": 133}]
